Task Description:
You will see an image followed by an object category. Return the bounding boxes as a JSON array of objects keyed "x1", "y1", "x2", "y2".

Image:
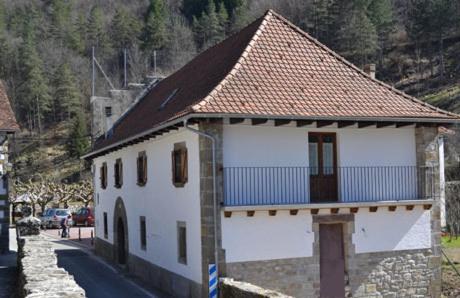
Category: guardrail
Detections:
[{"x1": 223, "y1": 166, "x2": 436, "y2": 206}]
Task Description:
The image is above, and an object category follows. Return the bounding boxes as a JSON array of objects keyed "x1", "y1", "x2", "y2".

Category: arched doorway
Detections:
[
  {"x1": 117, "y1": 218, "x2": 126, "y2": 264},
  {"x1": 113, "y1": 197, "x2": 128, "y2": 266}
]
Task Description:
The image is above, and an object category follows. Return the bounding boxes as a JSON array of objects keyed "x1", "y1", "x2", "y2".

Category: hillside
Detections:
[{"x1": 1, "y1": 0, "x2": 458, "y2": 182}]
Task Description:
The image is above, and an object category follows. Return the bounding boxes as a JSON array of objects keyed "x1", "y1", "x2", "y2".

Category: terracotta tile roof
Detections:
[
  {"x1": 0, "y1": 81, "x2": 19, "y2": 132},
  {"x1": 92, "y1": 10, "x2": 459, "y2": 153}
]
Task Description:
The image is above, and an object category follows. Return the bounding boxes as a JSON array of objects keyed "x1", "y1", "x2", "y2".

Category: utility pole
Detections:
[
  {"x1": 153, "y1": 50, "x2": 157, "y2": 78},
  {"x1": 92, "y1": 47, "x2": 95, "y2": 97},
  {"x1": 123, "y1": 48, "x2": 127, "y2": 88}
]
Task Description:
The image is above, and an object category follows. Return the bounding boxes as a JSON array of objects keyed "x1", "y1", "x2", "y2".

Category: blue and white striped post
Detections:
[{"x1": 209, "y1": 264, "x2": 218, "y2": 298}]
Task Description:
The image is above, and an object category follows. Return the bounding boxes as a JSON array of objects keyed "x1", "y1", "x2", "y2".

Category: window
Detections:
[
  {"x1": 100, "y1": 162, "x2": 107, "y2": 189},
  {"x1": 105, "y1": 106, "x2": 112, "y2": 117},
  {"x1": 177, "y1": 222, "x2": 187, "y2": 264},
  {"x1": 114, "y1": 158, "x2": 123, "y2": 188},
  {"x1": 103, "y1": 212, "x2": 108, "y2": 239},
  {"x1": 172, "y1": 143, "x2": 188, "y2": 187},
  {"x1": 140, "y1": 216, "x2": 146, "y2": 250},
  {"x1": 137, "y1": 151, "x2": 147, "y2": 186}
]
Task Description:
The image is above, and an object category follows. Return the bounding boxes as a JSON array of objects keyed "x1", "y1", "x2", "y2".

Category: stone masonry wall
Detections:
[
  {"x1": 17, "y1": 235, "x2": 85, "y2": 298},
  {"x1": 198, "y1": 120, "x2": 226, "y2": 296},
  {"x1": 219, "y1": 278, "x2": 293, "y2": 298},
  {"x1": 350, "y1": 249, "x2": 435, "y2": 297}
]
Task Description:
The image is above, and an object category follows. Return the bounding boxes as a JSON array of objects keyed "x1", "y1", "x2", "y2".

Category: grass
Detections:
[{"x1": 442, "y1": 236, "x2": 460, "y2": 249}]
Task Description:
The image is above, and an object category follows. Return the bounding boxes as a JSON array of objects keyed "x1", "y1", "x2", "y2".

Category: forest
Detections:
[{"x1": 0, "y1": 0, "x2": 459, "y2": 181}]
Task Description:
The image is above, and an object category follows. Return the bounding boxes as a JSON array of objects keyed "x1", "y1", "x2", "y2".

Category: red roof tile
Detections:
[
  {"x1": 92, "y1": 10, "x2": 459, "y2": 153},
  {"x1": 0, "y1": 81, "x2": 19, "y2": 132}
]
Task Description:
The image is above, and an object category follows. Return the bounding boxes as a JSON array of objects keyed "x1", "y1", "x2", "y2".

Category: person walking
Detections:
[{"x1": 61, "y1": 215, "x2": 72, "y2": 238}]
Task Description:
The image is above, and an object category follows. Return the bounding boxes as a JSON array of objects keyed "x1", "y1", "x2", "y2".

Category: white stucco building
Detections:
[{"x1": 84, "y1": 10, "x2": 459, "y2": 298}]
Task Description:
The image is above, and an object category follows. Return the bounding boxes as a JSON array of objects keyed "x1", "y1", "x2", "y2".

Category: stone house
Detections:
[
  {"x1": 0, "y1": 81, "x2": 19, "y2": 253},
  {"x1": 83, "y1": 10, "x2": 459, "y2": 298}
]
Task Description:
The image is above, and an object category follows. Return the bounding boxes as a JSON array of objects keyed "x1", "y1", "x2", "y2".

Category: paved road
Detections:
[{"x1": 47, "y1": 236, "x2": 166, "y2": 298}]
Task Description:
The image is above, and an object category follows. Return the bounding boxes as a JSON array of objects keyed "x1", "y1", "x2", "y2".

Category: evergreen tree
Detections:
[
  {"x1": 305, "y1": 0, "x2": 341, "y2": 48},
  {"x1": 142, "y1": 0, "x2": 168, "y2": 52},
  {"x1": 17, "y1": 18, "x2": 51, "y2": 132},
  {"x1": 368, "y1": 0, "x2": 393, "y2": 67},
  {"x1": 68, "y1": 14, "x2": 86, "y2": 54},
  {"x1": 86, "y1": 6, "x2": 110, "y2": 55},
  {"x1": 338, "y1": 0, "x2": 378, "y2": 66},
  {"x1": 67, "y1": 111, "x2": 89, "y2": 158},
  {"x1": 217, "y1": 2, "x2": 229, "y2": 35},
  {"x1": 193, "y1": 0, "x2": 225, "y2": 49},
  {"x1": 53, "y1": 63, "x2": 81, "y2": 121},
  {"x1": 229, "y1": 0, "x2": 250, "y2": 33},
  {"x1": 111, "y1": 7, "x2": 141, "y2": 49},
  {"x1": 49, "y1": 0, "x2": 72, "y2": 42}
]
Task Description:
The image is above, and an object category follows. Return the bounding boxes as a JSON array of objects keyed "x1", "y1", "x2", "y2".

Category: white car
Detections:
[{"x1": 40, "y1": 208, "x2": 73, "y2": 229}]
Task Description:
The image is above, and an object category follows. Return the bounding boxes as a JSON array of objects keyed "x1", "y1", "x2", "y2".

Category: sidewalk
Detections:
[{"x1": 42, "y1": 226, "x2": 95, "y2": 249}]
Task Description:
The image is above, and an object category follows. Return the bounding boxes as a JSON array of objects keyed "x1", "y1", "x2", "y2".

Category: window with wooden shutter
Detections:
[
  {"x1": 114, "y1": 158, "x2": 123, "y2": 188},
  {"x1": 137, "y1": 151, "x2": 147, "y2": 186},
  {"x1": 172, "y1": 142, "x2": 188, "y2": 187},
  {"x1": 100, "y1": 162, "x2": 107, "y2": 189}
]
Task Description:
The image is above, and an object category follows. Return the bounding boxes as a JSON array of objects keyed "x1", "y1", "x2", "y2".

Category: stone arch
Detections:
[{"x1": 113, "y1": 197, "x2": 129, "y2": 265}]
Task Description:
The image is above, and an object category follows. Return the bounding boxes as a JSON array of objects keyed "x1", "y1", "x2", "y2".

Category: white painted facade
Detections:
[
  {"x1": 94, "y1": 128, "x2": 203, "y2": 284},
  {"x1": 222, "y1": 206, "x2": 431, "y2": 263},
  {"x1": 221, "y1": 124, "x2": 432, "y2": 264}
]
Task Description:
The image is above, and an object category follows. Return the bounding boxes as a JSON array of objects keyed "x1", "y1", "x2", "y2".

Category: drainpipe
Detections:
[{"x1": 183, "y1": 119, "x2": 219, "y2": 282}]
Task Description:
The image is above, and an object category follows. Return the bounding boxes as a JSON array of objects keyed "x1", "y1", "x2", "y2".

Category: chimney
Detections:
[{"x1": 363, "y1": 64, "x2": 376, "y2": 79}]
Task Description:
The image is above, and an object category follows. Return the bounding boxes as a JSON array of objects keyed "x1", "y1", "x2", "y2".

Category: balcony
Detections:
[{"x1": 223, "y1": 166, "x2": 436, "y2": 207}]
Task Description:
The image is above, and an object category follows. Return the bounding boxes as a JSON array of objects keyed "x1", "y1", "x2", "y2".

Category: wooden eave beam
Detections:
[
  {"x1": 358, "y1": 121, "x2": 376, "y2": 128},
  {"x1": 316, "y1": 120, "x2": 335, "y2": 128},
  {"x1": 296, "y1": 120, "x2": 314, "y2": 127},
  {"x1": 376, "y1": 122, "x2": 394, "y2": 128},
  {"x1": 251, "y1": 118, "x2": 268, "y2": 125},
  {"x1": 274, "y1": 119, "x2": 291, "y2": 126},
  {"x1": 337, "y1": 121, "x2": 356, "y2": 128},
  {"x1": 229, "y1": 118, "x2": 245, "y2": 125},
  {"x1": 396, "y1": 122, "x2": 414, "y2": 128}
]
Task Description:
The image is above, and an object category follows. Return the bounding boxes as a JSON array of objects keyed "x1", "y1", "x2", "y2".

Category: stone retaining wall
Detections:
[
  {"x1": 219, "y1": 278, "x2": 293, "y2": 298},
  {"x1": 17, "y1": 234, "x2": 85, "y2": 298}
]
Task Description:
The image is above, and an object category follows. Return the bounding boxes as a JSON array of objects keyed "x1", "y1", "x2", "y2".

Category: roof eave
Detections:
[{"x1": 82, "y1": 112, "x2": 459, "y2": 160}]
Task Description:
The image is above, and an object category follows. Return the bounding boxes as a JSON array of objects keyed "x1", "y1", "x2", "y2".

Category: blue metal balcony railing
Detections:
[{"x1": 223, "y1": 166, "x2": 436, "y2": 206}]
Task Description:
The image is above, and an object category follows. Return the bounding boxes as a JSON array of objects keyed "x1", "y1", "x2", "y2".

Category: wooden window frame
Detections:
[
  {"x1": 100, "y1": 162, "x2": 107, "y2": 189},
  {"x1": 172, "y1": 142, "x2": 188, "y2": 187},
  {"x1": 114, "y1": 158, "x2": 123, "y2": 188},
  {"x1": 140, "y1": 216, "x2": 147, "y2": 250},
  {"x1": 103, "y1": 212, "x2": 108, "y2": 239},
  {"x1": 177, "y1": 221, "x2": 187, "y2": 265},
  {"x1": 137, "y1": 151, "x2": 148, "y2": 186}
]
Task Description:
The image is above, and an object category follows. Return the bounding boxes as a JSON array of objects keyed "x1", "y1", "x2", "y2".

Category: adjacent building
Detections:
[
  {"x1": 84, "y1": 10, "x2": 459, "y2": 297},
  {"x1": 0, "y1": 81, "x2": 19, "y2": 253}
]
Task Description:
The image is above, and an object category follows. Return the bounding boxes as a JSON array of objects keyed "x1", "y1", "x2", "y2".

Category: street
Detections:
[{"x1": 9, "y1": 229, "x2": 168, "y2": 298}]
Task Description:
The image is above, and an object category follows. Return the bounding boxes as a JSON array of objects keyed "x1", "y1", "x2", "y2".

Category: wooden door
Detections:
[
  {"x1": 319, "y1": 224, "x2": 345, "y2": 298},
  {"x1": 309, "y1": 132, "x2": 338, "y2": 202}
]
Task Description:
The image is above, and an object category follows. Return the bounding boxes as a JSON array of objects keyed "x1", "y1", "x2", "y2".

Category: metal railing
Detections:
[{"x1": 223, "y1": 166, "x2": 436, "y2": 206}]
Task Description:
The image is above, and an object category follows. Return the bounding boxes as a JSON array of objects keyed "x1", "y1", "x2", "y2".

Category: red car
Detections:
[{"x1": 72, "y1": 207, "x2": 94, "y2": 227}]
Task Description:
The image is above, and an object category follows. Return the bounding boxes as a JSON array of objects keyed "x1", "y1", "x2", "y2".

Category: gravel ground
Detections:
[{"x1": 442, "y1": 265, "x2": 460, "y2": 297}]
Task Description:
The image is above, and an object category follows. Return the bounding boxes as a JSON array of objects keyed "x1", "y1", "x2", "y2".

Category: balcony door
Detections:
[{"x1": 309, "y1": 132, "x2": 338, "y2": 203}]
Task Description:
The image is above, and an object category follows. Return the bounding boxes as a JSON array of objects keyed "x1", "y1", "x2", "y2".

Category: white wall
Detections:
[
  {"x1": 353, "y1": 206, "x2": 431, "y2": 253},
  {"x1": 222, "y1": 207, "x2": 431, "y2": 263},
  {"x1": 222, "y1": 210, "x2": 315, "y2": 263},
  {"x1": 93, "y1": 128, "x2": 202, "y2": 284},
  {"x1": 223, "y1": 125, "x2": 417, "y2": 203}
]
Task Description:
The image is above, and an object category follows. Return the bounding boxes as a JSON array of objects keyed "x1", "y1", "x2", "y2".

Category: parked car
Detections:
[
  {"x1": 72, "y1": 207, "x2": 94, "y2": 227},
  {"x1": 40, "y1": 208, "x2": 73, "y2": 229}
]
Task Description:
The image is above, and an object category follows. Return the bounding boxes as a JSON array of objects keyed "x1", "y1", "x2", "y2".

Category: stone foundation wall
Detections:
[
  {"x1": 349, "y1": 249, "x2": 435, "y2": 297},
  {"x1": 219, "y1": 278, "x2": 293, "y2": 298},
  {"x1": 226, "y1": 257, "x2": 318, "y2": 297},
  {"x1": 226, "y1": 248, "x2": 436, "y2": 298},
  {"x1": 17, "y1": 235, "x2": 85, "y2": 297},
  {"x1": 95, "y1": 237, "x2": 202, "y2": 298}
]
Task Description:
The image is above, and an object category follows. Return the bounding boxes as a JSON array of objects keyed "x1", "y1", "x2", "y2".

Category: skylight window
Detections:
[{"x1": 159, "y1": 88, "x2": 179, "y2": 110}]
